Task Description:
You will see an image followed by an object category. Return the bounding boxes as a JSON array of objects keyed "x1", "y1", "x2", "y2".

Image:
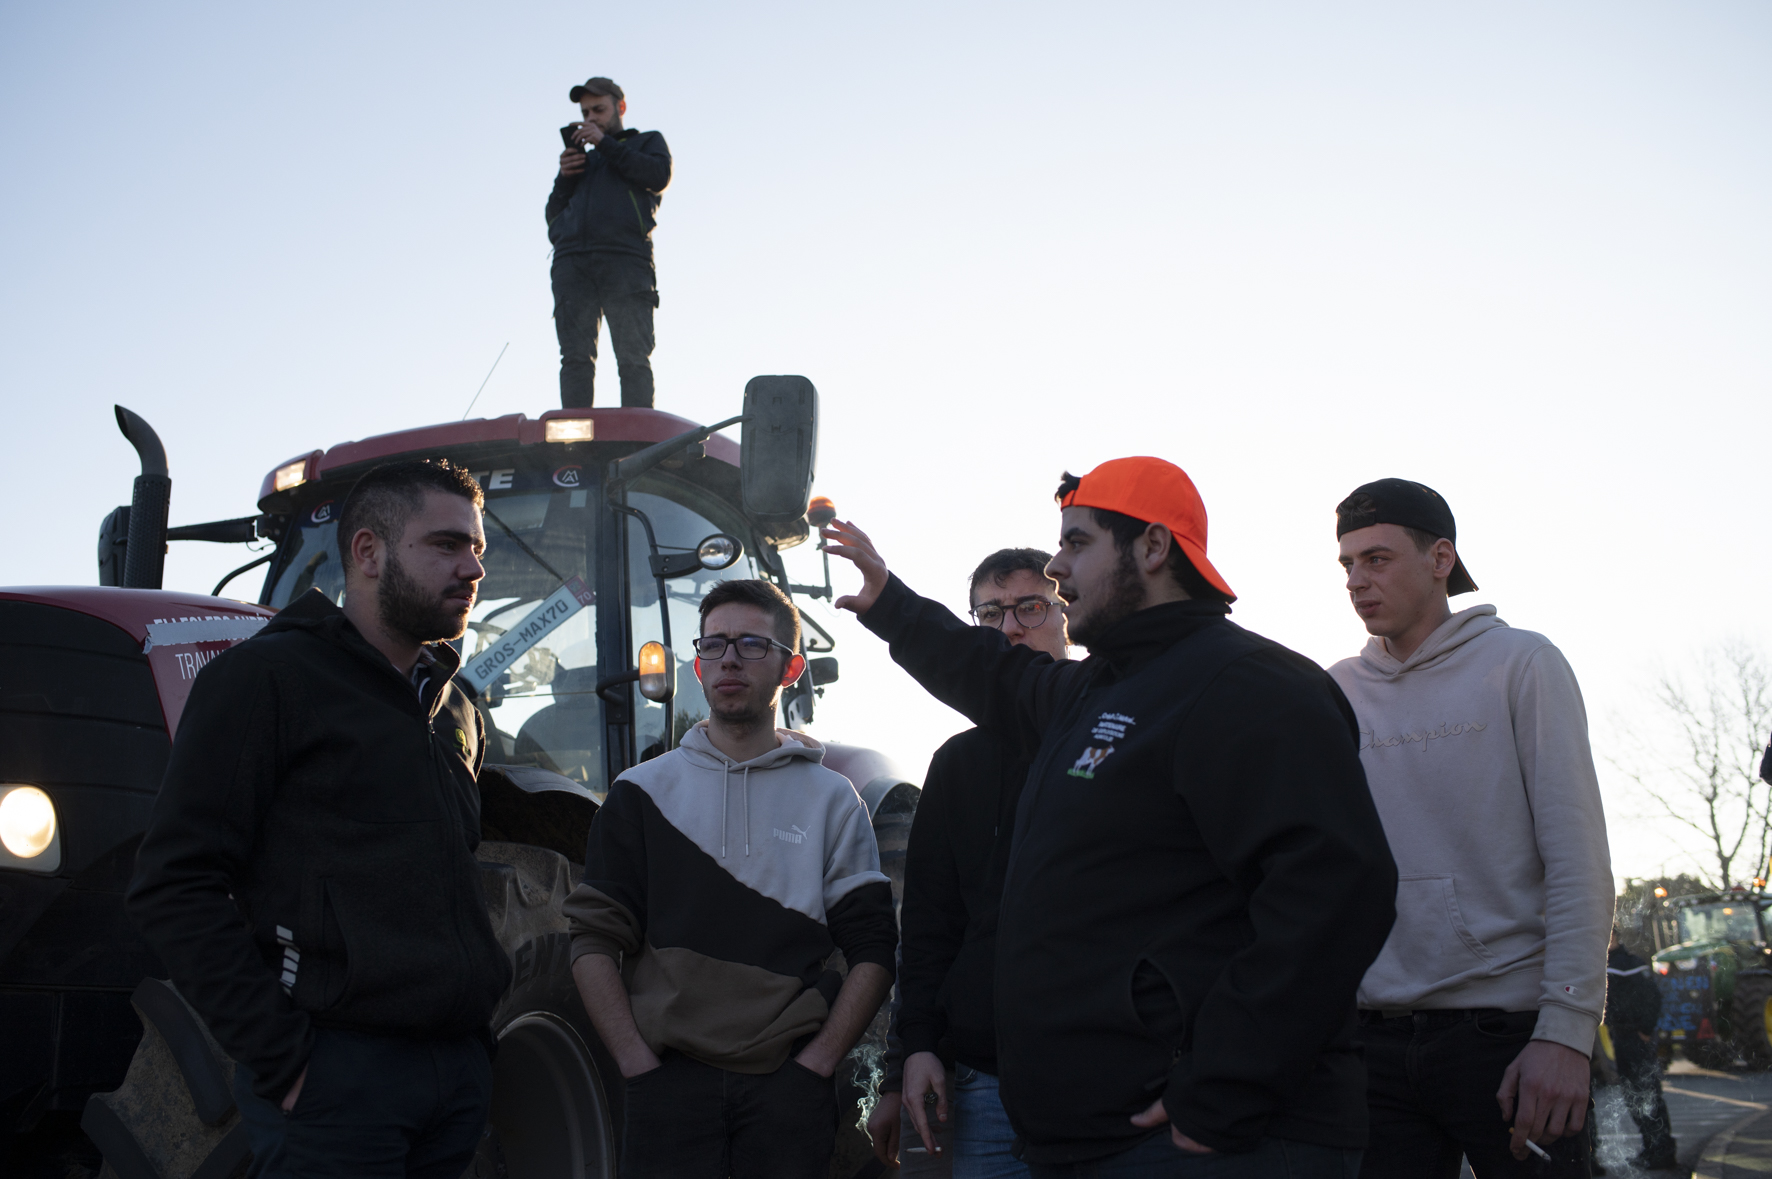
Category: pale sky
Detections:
[{"x1": 4, "y1": 2, "x2": 1767, "y2": 885}]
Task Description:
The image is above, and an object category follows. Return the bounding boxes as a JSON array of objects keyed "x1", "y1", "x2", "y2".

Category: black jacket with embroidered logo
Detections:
[
  {"x1": 861, "y1": 574, "x2": 1397, "y2": 1163},
  {"x1": 127, "y1": 589, "x2": 511, "y2": 1103}
]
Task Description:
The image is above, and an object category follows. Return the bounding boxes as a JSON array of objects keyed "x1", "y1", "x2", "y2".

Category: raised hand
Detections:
[{"x1": 821, "y1": 520, "x2": 889, "y2": 616}]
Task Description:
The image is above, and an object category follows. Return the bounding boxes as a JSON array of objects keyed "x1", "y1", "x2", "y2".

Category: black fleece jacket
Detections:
[
  {"x1": 127, "y1": 590, "x2": 512, "y2": 1102},
  {"x1": 546, "y1": 127, "x2": 672, "y2": 261},
  {"x1": 861, "y1": 575, "x2": 1397, "y2": 1162},
  {"x1": 893, "y1": 726, "x2": 1030, "y2": 1079}
]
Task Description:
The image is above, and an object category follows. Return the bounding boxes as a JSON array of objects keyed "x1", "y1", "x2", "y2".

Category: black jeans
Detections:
[
  {"x1": 1358, "y1": 1009, "x2": 1591, "y2": 1179},
  {"x1": 232, "y1": 1027, "x2": 492, "y2": 1178},
  {"x1": 621, "y1": 1048, "x2": 836, "y2": 1178},
  {"x1": 1610, "y1": 1029, "x2": 1675, "y2": 1162},
  {"x1": 551, "y1": 251, "x2": 657, "y2": 409}
]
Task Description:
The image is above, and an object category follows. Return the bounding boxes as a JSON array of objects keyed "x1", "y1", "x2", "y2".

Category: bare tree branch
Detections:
[{"x1": 1610, "y1": 641, "x2": 1772, "y2": 889}]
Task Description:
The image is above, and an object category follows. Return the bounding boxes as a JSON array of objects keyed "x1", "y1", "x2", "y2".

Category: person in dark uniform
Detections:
[
  {"x1": 1605, "y1": 928, "x2": 1678, "y2": 1171},
  {"x1": 546, "y1": 76, "x2": 671, "y2": 408}
]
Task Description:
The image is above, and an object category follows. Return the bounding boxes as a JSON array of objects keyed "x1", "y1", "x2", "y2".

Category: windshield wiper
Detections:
[{"x1": 484, "y1": 505, "x2": 567, "y2": 584}]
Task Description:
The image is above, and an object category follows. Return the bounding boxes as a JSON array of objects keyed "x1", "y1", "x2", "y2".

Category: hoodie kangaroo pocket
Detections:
[{"x1": 1363, "y1": 874, "x2": 1493, "y2": 1000}]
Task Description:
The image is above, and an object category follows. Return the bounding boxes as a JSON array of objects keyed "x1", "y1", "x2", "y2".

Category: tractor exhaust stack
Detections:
[{"x1": 114, "y1": 406, "x2": 171, "y2": 590}]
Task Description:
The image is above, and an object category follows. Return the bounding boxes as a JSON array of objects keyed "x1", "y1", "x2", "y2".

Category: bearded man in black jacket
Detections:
[
  {"x1": 826, "y1": 457, "x2": 1399, "y2": 1177},
  {"x1": 548, "y1": 75, "x2": 671, "y2": 409},
  {"x1": 129, "y1": 459, "x2": 510, "y2": 1177}
]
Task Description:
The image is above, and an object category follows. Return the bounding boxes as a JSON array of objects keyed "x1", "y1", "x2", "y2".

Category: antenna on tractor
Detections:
[{"x1": 461, "y1": 342, "x2": 509, "y2": 420}]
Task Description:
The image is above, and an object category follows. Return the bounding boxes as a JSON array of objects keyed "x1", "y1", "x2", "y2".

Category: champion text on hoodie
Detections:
[
  {"x1": 562, "y1": 723, "x2": 897, "y2": 1073},
  {"x1": 1329, "y1": 605, "x2": 1613, "y2": 1054}
]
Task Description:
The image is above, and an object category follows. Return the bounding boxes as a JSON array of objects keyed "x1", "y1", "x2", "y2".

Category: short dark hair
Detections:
[
  {"x1": 698, "y1": 579, "x2": 801, "y2": 653},
  {"x1": 337, "y1": 459, "x2": 484, "y2": 571},
  {"x1": 968, "y1": 547, "x2": 1055, "y2": 604},
  {"x1": 1054, "y1": 471, "x2": 1230, "y2": 604}
]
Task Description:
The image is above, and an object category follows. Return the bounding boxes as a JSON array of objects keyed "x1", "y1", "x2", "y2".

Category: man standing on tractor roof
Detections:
[
  {"x1": 1329, "y1": 478, "x2": 1613, "y2": 1178},
  {"x1": 128, "y1": 459, "x2": 512, "y2": 1176},
  {"x1": 564, "y1": 579, "x2": 898, "y2": 1178},
  {"x1": 867, "y1": 547, "x2": 1071, "y2": 1175},
  {"x1": 547, "y1": 75, "x2": 671, "y2": 409},
  {"x1": 824, "y1": 457, "x2": 1400, "y2": 1177}
]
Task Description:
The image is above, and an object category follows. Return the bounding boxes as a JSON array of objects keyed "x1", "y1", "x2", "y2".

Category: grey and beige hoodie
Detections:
[
  {"x1": 563, "y1": 723, "x2": 896, "y2": 1073},
  {"x1": 1329, "y1": 605, "x2": 1613, "y2": 1053}
]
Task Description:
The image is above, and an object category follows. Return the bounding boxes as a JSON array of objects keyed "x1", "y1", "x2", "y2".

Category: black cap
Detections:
[
  {"x1": 569, "y1": 77, "x2": 624, "y2": 103},
  {"x1": 1335, "y1": 478, "x2": 1478, "y2": 595}
]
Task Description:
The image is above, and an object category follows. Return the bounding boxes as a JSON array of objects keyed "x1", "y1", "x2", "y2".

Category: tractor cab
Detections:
[{"x1": 1652, "y1": 888, "x2": 1772, "y2": 1067}]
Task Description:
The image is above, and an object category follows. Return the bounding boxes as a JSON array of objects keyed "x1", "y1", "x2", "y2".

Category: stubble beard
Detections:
[
  {"x1": 378, "y1": 550, "x2": 472, "y2": 646},
  {"x1": 1064, "y1": 549, "x2": 1148, "y2": 650}
]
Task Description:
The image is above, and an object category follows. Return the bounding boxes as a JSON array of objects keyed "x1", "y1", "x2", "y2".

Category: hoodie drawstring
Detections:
[
  {"x1": 720, "y1": 763, "x2": 730, "y2": 859},
  {"x1": 743, "y1": 767, "x2": 752, "y2": 857}
]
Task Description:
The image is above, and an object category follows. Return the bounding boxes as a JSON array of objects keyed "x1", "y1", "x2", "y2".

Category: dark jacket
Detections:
[
  {"x1": 893, "y1": 726, "x2": 1030, "y2": 1080},
  {"x1": 127, "y1": 590, "x2": 511, "y2": 1102},
  {"x1": 1605, "y1": 945, "x2": 1661, "y2": 1035},
  {"x1": 861, "y1": 575, "x2": 1398, "y2": 1162},
  {"x1": 546, "y1": 127, "x2": 672, "y2": 261}
]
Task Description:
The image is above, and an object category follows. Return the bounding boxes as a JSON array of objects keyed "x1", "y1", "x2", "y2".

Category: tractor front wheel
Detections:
[{"x1": 1731, "y1": 974, "x2": 1772, "y2": 1068}]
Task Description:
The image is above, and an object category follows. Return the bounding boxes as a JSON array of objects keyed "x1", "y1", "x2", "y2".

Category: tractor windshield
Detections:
[
  {"x1": 1677, "y1": 903, "x2": 1765, "y2": 945},
  {"x1": 263, "y1": 468, "x2": 761, "y2": 802}
]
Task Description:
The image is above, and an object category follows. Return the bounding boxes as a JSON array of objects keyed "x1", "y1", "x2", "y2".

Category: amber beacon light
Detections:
[{"x1": 637, "y1": 641, "x2": 675, "y2": 702}]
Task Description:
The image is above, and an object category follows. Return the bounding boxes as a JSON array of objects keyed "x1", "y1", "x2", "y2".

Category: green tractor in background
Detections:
[{"x1": 1652, "y1": 887, "x2": 1772, "y2": 1068}]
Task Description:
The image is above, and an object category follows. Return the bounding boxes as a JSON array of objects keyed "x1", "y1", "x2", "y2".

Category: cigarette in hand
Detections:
[{"x1": 1523, "y1": 1139, "x2": 1551, "y2": 1161}]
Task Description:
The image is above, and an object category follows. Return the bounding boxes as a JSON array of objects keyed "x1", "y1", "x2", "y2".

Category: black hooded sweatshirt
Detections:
[
  {"x1": 861, "y1": 575, "x2": 1397, "y2": 1163},
  {"x1": 127, "y1": 590, "x2": 511, "y2": 1102},
  {"x1": 892, "y1": 726, "x2": 1030, "y2": 1079}
]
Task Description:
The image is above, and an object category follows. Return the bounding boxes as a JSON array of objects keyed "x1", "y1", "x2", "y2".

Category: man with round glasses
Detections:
[
  {"x1": 869, "y1": 548, "x2": 1068, "y2": 1175},
  {"x1": 563, "y1": 578, "x2": 897, "y2": 1178}
]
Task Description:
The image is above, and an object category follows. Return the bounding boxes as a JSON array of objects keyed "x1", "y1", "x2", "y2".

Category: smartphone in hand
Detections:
[{"x1": 560, "y1": 125, "x2": 585, "y2": 151}]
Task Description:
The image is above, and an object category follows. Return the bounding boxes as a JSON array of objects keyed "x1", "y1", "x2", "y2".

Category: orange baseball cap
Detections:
[{"x1": 1059, "y1": 457, "x2": 1236, "y2": 601}]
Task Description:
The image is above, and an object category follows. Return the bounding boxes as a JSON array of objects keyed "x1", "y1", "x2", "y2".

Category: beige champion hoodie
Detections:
[{"x1": 1329, "y1": 605, "x2": 1613, "y2": 1053}]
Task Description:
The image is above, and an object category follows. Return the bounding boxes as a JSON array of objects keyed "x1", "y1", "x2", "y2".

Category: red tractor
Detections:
[{"x1": 1, "y1": 382, "x2": 917, "y2": 1177}]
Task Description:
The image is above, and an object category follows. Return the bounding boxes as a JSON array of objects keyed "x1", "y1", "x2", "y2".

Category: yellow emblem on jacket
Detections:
[{"x1": 453, "y1": 726, "x2": 469, "y2": 758}]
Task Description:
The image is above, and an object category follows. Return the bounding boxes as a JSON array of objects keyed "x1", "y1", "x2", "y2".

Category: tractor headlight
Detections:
[{"x1": 0, "y1": 785, "x2": 62, "y2": 873}]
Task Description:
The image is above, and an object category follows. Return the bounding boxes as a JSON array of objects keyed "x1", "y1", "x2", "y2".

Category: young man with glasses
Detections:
[
  {"x1": 563, "y1": 579, "x2": 897, "y2": 1178},
  {"x1": 868, "y1": 548, "x2": 1068, "y2": 1176}
]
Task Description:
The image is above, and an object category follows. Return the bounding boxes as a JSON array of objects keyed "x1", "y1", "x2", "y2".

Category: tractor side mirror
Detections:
[{"x1": 740, "y1": 376, "x2": 818, "y2": 522}]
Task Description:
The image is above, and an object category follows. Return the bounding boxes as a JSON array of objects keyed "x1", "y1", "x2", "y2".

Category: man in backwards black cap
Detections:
[
  {"x1": 1329, "y1": 479, "x2": 1614, "y2": 1178},
  {"x1": 547, "y1": 76, "x2": 671, "y2": 408}
]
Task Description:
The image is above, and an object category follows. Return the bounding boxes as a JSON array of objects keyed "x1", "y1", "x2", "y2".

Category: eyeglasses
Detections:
[
  {"x1": 969, "y1": 597, "x2": 1058, "y2": 629},
  {"x1": 692, "y1": 633, "x2": 795, "y2": 660}
]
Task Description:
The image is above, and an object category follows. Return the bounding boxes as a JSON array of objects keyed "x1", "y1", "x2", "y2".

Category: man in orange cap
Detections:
[{"x1": 824, "y1": 457, "x2": 1399, "y2": 1177}]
